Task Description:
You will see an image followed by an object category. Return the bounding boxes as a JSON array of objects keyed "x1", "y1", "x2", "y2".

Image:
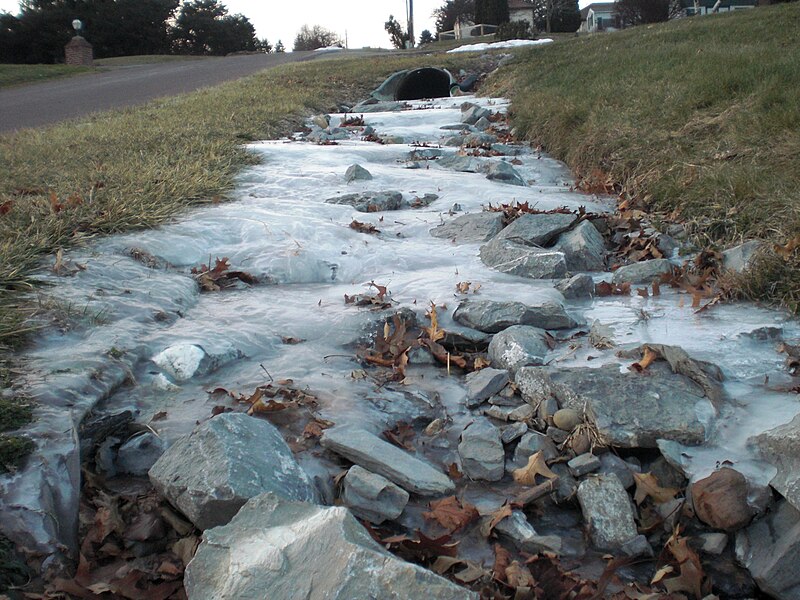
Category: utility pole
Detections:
[{"x1": 406, "y1": 0, "x2": 415, "y2": 48}]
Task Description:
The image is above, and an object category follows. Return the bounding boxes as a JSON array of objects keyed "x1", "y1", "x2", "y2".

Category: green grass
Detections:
[
  {"x1": 489, "y1": 3, "x2": 800, "y2": 311},
  {"x1": 0, "y1": 63, "x2": 94, "y2": 88}
]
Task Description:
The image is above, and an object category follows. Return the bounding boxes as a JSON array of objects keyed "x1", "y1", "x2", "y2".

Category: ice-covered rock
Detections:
[
  {"x1": 465, "y1": 367, "x2": 509, "y2": 407},
  {"x1": 723, "y1": 240, "x2": 763, "y2": 273},
  {"x1": 149, "y1": 413, "x2": 318, "y2": 530},
  {"x1": 577, "y1": 475, "x2": 639, "y2": 551},
  {"x1": 464, "y1": 132, "x2": 498, "y2": 148},
  {"x1": 430, "y1": 212, "x2": 504, "y2": 244},
  {"x1": 185, "y1": 493, "x2": 477, "y2": 600},
  {"x1": 458, "y1": 418, "x2": 504, "y2": 481},
  {"x1": 555, "y1": 273, "x2": 594, "y2": 299},
  {"x1": 321, "y1": 426, "x2": 454, "y2": 495},
  {"x1": 152, "y1": 343, "x2": 239, "y2": 382},
  {"x1": 479, "y1": 238, "x2": 568, "y2": 279},
  {"x1": 325, "y1": 190, "x2": 405, "y2": 212},
  {"x1": 494, "y1": 510, "x2": 564, "y2": 554},
  {"x1": 494, "y1": 213, "x2": 578, "y2": 247},
  {"x1": 453, "y1": 299, "x2": 576, "y2": 333},
  {"x1": 553, "y1": 220, "x2": 606, "y2": 272},
  {"x1": 487, "y1": 325, "x2": 550, "y2": 372},
  {"x1": 341, "y1": 466, "x2": 409, "y2": 524},
  {"x1": 461, "y1": 103, "x2": 491, "y2": 125},
  {"x1": 115, "y1": 432, "x2": 165, "y2": 476},
  {"x1": 485, "y1": 161, "x2": 525, "y2": 186},
  {"x1": 752, "y1": 413, "x2": 800, "y2": 512},
  {"x1": 612, "y1": 259, "x2": 674, "y2": 284},
  {"x1": 345, "y1": 164, "x2": 373, "y2": 182}
]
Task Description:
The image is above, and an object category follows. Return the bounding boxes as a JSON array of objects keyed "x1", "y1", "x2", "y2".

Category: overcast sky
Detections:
[{"x1": 0, "y1": 0, "x2": 593, "y2": 50}]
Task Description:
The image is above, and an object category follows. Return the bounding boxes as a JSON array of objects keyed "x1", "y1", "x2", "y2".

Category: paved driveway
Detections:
[{"x1": 0, "y1": 51, "x2": 327, "y2": 133}]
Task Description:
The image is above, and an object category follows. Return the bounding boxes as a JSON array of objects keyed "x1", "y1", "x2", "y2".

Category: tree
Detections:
[
  {"x1": 274, "y1": 39, "x2": 285, "y2": 52},
  {"x1": 292, "y1": 24, "x2": 342, "y2": 51},
  {"x1": 171, "y1": 0, "x2": 257, "y2": 55},
  {"x1": 418, "y1": 29, "x2": 434, "y2": 45},
  {"x1": 385, "y1": 14, "x2": 409, "y2": 48},
  {"x1": 615, "y1": 0, "x2": 681, "y2": 25},
  {"x1": 433, "y1": 0, "x2": 474, "y2": 34},
  {"x1": 474, "y1": 0, "x2": 509, "y2": 25},
  {"x1": 533, "y1": 0, "x2": 581, "y2": 32},
  {"x1": 255, "y1": 37, "x2": 271, "y2": 53}
]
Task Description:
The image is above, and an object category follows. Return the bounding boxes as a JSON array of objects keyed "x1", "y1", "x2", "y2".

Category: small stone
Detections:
[
  {"x1": 722, "y1": 240, "x2": 762, "y2": 273},
  {"x1": 342, "y1": 466, "x2": 409, "y2": 524},
  {"x1": 620, "y1": 534, "x2": 653, "y2": 558},
  {"x1": 513, "y1": 431, "x2": 558, "y2": 466},
  {"x1": 345, "y1": 164, "x2": 373, "y2": 182},
  {"x1": 553, "y1": 220, "x2": 606, "y2": 272},
  {"x1": 474, "y1": 116, "x2": 492, "y2": 130},
  {"x1": 464, "y1": 368, "x2": 509, "y2": 408},
  {"x1": 598, "y1": 453, "x2": 638, "y2": 489},
  {"x1": 501, "y1": 423, "x2": 528, "y2": 444},
  {"x1": 657, "y1": 498, "x2": 685, "y2": 532},
  {"x1": 116, "y1": 432, "x2": 165, "y2": 476},
  {"x1": 461, "y1": 103, "x2": 491, "y2": 125},
  {"x1": 484, "y1": 404, "x2": 534, "y2": 422},
  {"x1": 458, "y1": 418, "x2": 504, "y2": 482},
  {"x1": 494, "y1": 511, "x2": 563, "y2": 554},
  {"x1": 538, "y1": 397, "x2": 559, "y2": 422},
  {"x1": 479, "y1": 238, "x2": 568, "y2": 279},
  {"x1": 568, "y1": 453, "x2": 601, "y2": 477},
  {"x1": 553, "y1": 408, "x2": 581, "y2": 432},
  {"x1": 547, "y1": 426, "x2": 569, "y2": 444},
  {"x1": 311, "y1": 114, "x2": 329, "y2": 129},
  {"x1": 424, "y1": 419, "x2": 444, "y2": 436},
  {"x1": 577, "y1": 475, "x2": 639, "y2": 551},
  {"x1": 692, "y1": 468, "x2": 757, "y2": 532},
  {"x1": 453, "y1": 299, "x2": 577, "y2": 333},
  {"x1": 698, "y1": 532, "x2": 728, "y2": 555}
]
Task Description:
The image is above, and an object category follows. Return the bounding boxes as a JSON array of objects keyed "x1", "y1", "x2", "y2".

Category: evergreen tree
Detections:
[{"x1": 474, "y1": 0, "x2": 509, "y2": 25}]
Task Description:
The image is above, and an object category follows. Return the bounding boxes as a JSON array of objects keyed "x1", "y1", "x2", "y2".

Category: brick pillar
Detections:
[{"x1": 65, "y1": 36, "x2": 93, "y2": 66}]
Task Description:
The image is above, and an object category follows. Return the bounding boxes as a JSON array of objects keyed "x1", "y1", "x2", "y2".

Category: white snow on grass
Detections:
[{"x1": 447, "y1": 38, "x2": 554, "y2": 53}]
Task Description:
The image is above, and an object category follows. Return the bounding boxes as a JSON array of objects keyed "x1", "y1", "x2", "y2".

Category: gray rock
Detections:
[
  {"x1": 352, "y1": 100, "x2": 406, "y2": 113},
  {"x1": 325, "y1": 191, "x2": 405, "y2": 213},
  {"x1": 462, "y1": 103, "x2": 491, "y2": 125},
  {"x1": 441, "y1": 326, "x2": 491, "y2": 352},
  {"x1": 538, "y1": 397, "x2": 560, "y2": 421},
  {"x1": 484, "y1": 403, "x2": 535, "y2": 422},
  {"x1": 149, "y1": 413, "x2": 318, "y2": 530},
  {"x1": 553, "y1": 408, "x2": 581, "y2": 432},
  {"x1": 430, "y1": 212, "x2": 504, "y2": 244},
  {"x1": 620, "y1": 534, "x2": 653, "y2": 558},
  {"x1": 549, "y1": 364, "x2": 712, "y2": 448},
  {"x1": 486, "y1": 161, "x2": 525, "y2": 186},
  {"x1": 380, "y1": 135, "x2": 405, "y2": 145},
  {"x1": 453, "y1": 299, "x2": 577, "y2": 333},
  {"x1": 556, "y1": 273, "x2": 594, "y2": 299},
  {"x1": 464, "y1": 132, "x2": 498, "y2": 148},
  {"x1": 736, "y1": 500, "x2": 800, "y2": 600},
  {"x1": 440, "y1": 123, "x2": 471, "y2": 131},
  {"x1": 152, "y1": 343, "x2": 239, "y2": 382},
  {"x1": 501, "y1": 422, "x2": 528, "y2": 444},
  {"x1": 488, "y1": 325, "x2": 550, "y2": 372},
  {"x1": 699, "y1": 532, "x2": 728, "y2": 555},
  {"x1": 342, "y1": 466, "x2": 409, "y2": 524},
  {"x1": 465, "y1": 368, "x2": 509, "y2": 408},
  {"x1": 723, "y1": 240, "x2": 762, "y2": 273},
  {"x1": 345, "y1": 164, "x2": 373, "y2": 182},
  {"x1": 185, "y1": 493, "x2": 477, "y2": 600},
  {"x1": 458, "y1": 418, "x2": 504, "y2": 481},
  {"x1": 553, "y1": 220, "x2": 606, "y2": 272},
  {"x1": 495, "y1": 213, "x2": 579, "y2": 247},
  {"x1": 321, "y1": 426, "x2": 454, "y2": 495},
  {"x1": 612, "y1": 258, "x2": 674, "y2": 284},
  {"x1": 752, "y1": 413, "x2": 800, "y2": 512},
  {"x1": 515, "y1": 367, "x2": 557, "y2": 406},
  {"x1": 474, "y1": 116, "x2": 492, "y2": 131},
  {"x1": 311, "y1": 114, "x2": 329, "y2": 129},
  {"x1": 494, "y1": 510, "x2": 564, "y2": 554},
  {"x1": 437, "y1": 154, "x2": 480, "y2": 172},
  {"x1": 407, "y1": 148, "x2": 443, "y2": 160},
  {"x1": 577, "y1": 475, "x2": 639, "y2": 551},
  {"x1": 512, "y1": 431, "x2": 558, "y2": 466},
  {"x1": 568, "y1": 453, "x2": 601, "y2": 477},
  {"x1": 479, "y1": 237, "x2": 568, "y2": 279},
  {"x1": 115, "y1": 432, "x2": 165, "y2": 476},
  {"x1": 444, "y1": 135, "x2": 466, "y2": 147},
  {"x1": 551, "y1": 463, "x2": 578, "y2": 502},
  {"x1": 598, "y1": 453, "x2": 638, "y2": 489},
  {"x1": 547, "y1": 426, "x2": 569, "y2": 444}
]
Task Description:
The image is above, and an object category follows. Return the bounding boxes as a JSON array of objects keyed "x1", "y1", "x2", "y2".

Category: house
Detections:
[
  {"x1": 508, "y1": 0, "x2": 536, "y2": 29},
  {"x1": 580, "y1": 2, "x2": 620, "y2": 32},
  {"x1": 680, "y1": 0, "x2": 757, "y2": 16}
]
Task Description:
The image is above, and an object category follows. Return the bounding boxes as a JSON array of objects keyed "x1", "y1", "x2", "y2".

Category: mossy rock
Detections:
[
  {"x1": 0, "y1": 398, "x2": 33, "y2": 433},
  {"x1": 0, "y1": 435, "x2": 34, "y2": 473}
]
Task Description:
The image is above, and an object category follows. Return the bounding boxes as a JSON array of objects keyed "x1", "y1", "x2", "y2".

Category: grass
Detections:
[
  {"x1": 488, "y1": 3, "x2": 800, "y2": 311},
  {"x1": 0, "y1": 63, "x2": 93, "y2": 88}
]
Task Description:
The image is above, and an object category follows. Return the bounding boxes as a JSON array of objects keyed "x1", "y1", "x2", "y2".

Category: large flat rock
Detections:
[
  {"x1": 752, "y1": 413, "x2": 800, "y2": 512},
  {"x1": 321, "y1": 425, "x2": 454, "y2": 495},
  {"x1": 149, "y1": 413, "x2": 318, "y2": 530},
  {"x1": 430, "y1": 212, "x2": 504, "y2": 244},
  {"x1": 480, "y1": 237, "x2": 568, "y2": 279},
  {"x1": 550, "y1": 363, "x2": 712, "y2": 448},
  {"x1": 185, "y1": 493, "x2": 477, "y2": 600},
  {"x1": 495, "y1": 213, "x2": 578, "y2": 247},
  {"x1": 453, "y1": 299, "x2": 576, "y2": 333}
]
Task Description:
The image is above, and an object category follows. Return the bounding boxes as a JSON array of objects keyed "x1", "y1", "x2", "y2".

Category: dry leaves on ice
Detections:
[
  {"x1": 191, "y1": 256, "x2": 258, "y2": 291},
  {"x1": 423, "y1": 496, "x2": 479, "y2": 533}
]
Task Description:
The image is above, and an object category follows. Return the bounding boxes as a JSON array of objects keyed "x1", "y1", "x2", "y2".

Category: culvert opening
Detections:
[{"x1": 394, "y1": 68, "x2": 453, "y2": 101}]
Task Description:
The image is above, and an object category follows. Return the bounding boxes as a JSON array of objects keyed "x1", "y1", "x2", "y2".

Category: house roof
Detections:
[{"x1": 580, "y1": 2, "x2": 617, "y2": 19}]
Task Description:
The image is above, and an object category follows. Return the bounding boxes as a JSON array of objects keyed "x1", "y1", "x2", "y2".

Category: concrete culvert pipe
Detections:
[{"x1": 394, "y1": 67, "x2": 454, "y2": 101}]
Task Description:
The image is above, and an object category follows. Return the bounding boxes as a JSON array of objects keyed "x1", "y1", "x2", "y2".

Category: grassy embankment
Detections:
[
  {"x1": 0, "y1": 52, "x2": 483, "y2": 468},
  {"x1": 491, "y1": 2, "x2": 800, "y2": 310},
  {"x1": 0, "y1": 64, "x2": 93, "y2": 88}
]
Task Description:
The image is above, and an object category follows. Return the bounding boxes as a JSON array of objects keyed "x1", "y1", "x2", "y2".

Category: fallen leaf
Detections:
[
  {"x1": 423, "y1": 496, "x2": 479, "y2": 533},
  {"x1": 423, "y1": 302, "x2": 445, "y2": 343},
  {"x1": 350, "y1": 220, "x2": 380, "y2": 234},
  {"x1": 0, "y1": 200, "x2": 12, "y2": 215},
  {"x1": 492, "y1": 543, "x2": 512, "y2": 583},
  {"x1": 773, "y1": 236, "x2": 800, "y2": 260},
  {"x1": 483, "y1": 502, "x2": 513, "y2": 537},
  {"x1": 633, "y1": 472, "x2": 679, "y2": 505},
  {"x1": 447, "y1": 463, "x2": 463, "y2": 480},
  {"x1": 454, "y1": 561, "x2": 486, "y2": 584},
  {"x1": 383, "y1": 421, "x2": 415, "y2": 451},
  {"x1": 512, "y1": 451, "x2": 558, "y2": 486},
  {"x1": 659, "y1": 527, "x2": 706, "y2": 599},
  {"x1": 281, "y1": 336, "x2": 306, "y2": 344},
  {"x1": 631, "y1": 347, "x2": 659, "y2": 372},
  {"x1": 506, "y1": 561, "x2": 535, "y2": 588}
]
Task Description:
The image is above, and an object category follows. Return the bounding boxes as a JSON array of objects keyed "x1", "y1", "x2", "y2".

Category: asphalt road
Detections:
[{"x1": 0, "y1": 51, "x2": 327, "y2": 133}]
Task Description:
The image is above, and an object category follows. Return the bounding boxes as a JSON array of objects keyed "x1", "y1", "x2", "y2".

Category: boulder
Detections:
[
  {"x1": 736, "y1": 500, "x2": 800, "y2": 600},
  {"x1": 185, "y1": 493, "x2": 477, "y2": 600},
  {"x1": 485, "y1": 161, "x2": 525, "y2": 186},
  {"x1": 342, "y1": 466, "x2": 409, "y2": 524},
  {"x1": 723, "y1": 240, "x2": 762, "y2": 273},
  {"x1": 461, "y1": 103, "x2": 491, "y2": 125},
  {"x1": 430, "y1": 212, "x2": 504, "y2": 244},
  {"x1": 494, "y1": 213, "x2": 578, "y2": 247},
  {"x1": 488, "y1": 325, "x2": 550, "y2": 372},
  {"x1": 474, "y1": 116, "x2": 492, "y2": 131},
  {"x1": 115, "y1": 432, "x2": 165, "y2": 476},
  {"x1": 321, "y1": 425, "x2": 454, "y2": 495},
  {"x1": 465, "y1": 368, "x2": 509, "y2": 408},
  {"x1": 577, "y1": 475, "x2": 639, "y2": 551},
  {"x1": 479, "y1": 238, "x2": 568, "y2": 279},
  {"x1": 752, "y1": 413, "x2": 800, "y2": 512},
  {"x1": 453, "y1": 299, "x2": 576, "y2": 333},
  {"x1": 692, "y1": 468, "x2": 758, "y2": 532},
  {"x1": 437, "y1": 155, "x2": 479, "y2": 172},
  {"x1": 555, "y1": 273, "x2": 594, "y2": 299},
  {"x1": 549, "y1": 363, "x2": 712, "y2": 448},
  {"x1": 345, "y1": 164, "x2": 373, "y2": 182},
  {"x1": 458, "y1": 418, "x2": 504, "y2": 481},
  {"x1": 612, "y1": 259, "x2": 674, "y2": 284},
  {"x1": 149, "y1": 413, "x2": 318, "y2": 530},
  {"x1": 325, "y1": 191, "x2": 405, "y2": 212},
  {"x1": 553, "y1": 220, "x2": 606, "y2": 272},
  {"x1": 152, "y1": 343, "x2": 239, "y2": 382}
]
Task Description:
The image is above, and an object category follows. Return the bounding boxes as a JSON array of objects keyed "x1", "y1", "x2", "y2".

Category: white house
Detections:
[
  {"x1": 508, "y1": 0, "x2": 536, "y2": 28},
  {"x1": 580, "y1": 2, "x2": 620, "y2": 32}
]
